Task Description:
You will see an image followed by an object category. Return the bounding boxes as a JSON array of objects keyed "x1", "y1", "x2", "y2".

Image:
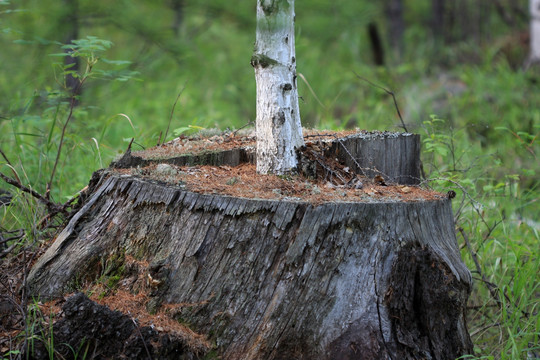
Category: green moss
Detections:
[
  {"x1": 251, "y1": 53, "x2": 278, "y2": 68},
  {"x1": 78, "y1": 251, "x2": 128, "y2": 295},
  {"x1": 103, "y1": 250, "x2": 126, "y2": 277},
  {"x1": 202, "y1": 349, "x2": 219, "y2": 360},
  {"x1": 64, "y1": 275, "x2": 85, "y2": 294},
  {"x1": 106, "y1": 274, "x2": 122, "y2": 288}
]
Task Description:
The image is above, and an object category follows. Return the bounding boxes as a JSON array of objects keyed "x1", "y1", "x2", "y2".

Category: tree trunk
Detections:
[
  {"x1": 170, "y1": 0, "x2": 184, "y2": 37},
  {"x1": 527, "y1": 0, "x2": 540, "y2": 68},
  {"x1": 62, "y1": 0, "x2": 80, "y2": 99},
  {"x1": 251, "y1": 0, "x2": 304, "y2": 174},
  {"x1": 367, "y1": 22, "x2": 385, "y2": 66},
  {"x1": 431, "y1": 0, "x2": 446, "y2": 45},
  {"x1": 28, "y1": 134, "x2": 472, "y2": 359},
  {"x1": 385, "y1": 0, "x2": 404, "y2": 61}
]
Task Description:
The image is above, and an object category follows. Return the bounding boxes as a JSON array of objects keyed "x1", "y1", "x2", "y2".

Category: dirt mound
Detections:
[{"x1": 25, "y1": 293, "x2": 208, "y2": 360}]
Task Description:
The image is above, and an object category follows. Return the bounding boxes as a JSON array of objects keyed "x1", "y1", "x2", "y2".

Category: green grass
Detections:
[{"x1": 0, "y1": 1, "x2": 538, "y2": 359}]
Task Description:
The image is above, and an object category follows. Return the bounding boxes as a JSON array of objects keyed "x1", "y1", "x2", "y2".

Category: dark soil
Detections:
[{"x1": 24, "y1": 293, "x2": 208, "y2": 360}]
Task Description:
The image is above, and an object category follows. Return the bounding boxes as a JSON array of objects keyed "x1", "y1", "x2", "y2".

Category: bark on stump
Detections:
[{"x1": 28, "y1": 133, "x2": 472, "y2": 359}]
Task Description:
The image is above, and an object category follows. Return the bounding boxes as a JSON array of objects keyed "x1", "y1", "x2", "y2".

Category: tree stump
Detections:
[
  {"x1": 112, "y1": 131, "x2": 421, "y2": 185},
  {"x1": 27, "y1": 132, "x2": 473, "y2": 359}
]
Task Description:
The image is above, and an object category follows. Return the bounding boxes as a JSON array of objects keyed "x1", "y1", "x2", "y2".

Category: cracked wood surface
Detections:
[{"x1": 28, "y1": 169, "x2": 472, "y2": 359}]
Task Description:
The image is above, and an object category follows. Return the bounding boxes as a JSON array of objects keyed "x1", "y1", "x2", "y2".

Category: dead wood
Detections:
[{"x1": 26, "y1": 132, "x2": 472, "y2": 359}]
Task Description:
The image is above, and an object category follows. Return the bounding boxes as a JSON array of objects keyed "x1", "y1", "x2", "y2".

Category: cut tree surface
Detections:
[
  {"x1": 114, "y1": 129, "x2": 422, "y2": 185},
  {"x1": 27, "y1": 131, "x2": 473, "y2": 359}
]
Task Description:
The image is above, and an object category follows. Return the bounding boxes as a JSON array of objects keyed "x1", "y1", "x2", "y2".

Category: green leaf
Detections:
[
  {"x1": 92, "y1": 69, "x2": 140, "y2": 82},
  {"x1": 13, "y1": 132, "x2": 44, "y2": 138},
  {"x1": 13, "y1": 39, "x2": 35, "y2": 45},
  {"x1": 434, "y1": 146, "x2": 448, "y2": 157},
  {"x1": 101, "y1": 58, "x2": 132, "y2": 66},
  {"x1": 173, "y1": 127, "x2": 191, "y2": 136}
]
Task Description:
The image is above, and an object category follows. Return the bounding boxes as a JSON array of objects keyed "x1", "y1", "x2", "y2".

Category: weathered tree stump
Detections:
[
  {"x1": 28, "y1": 132, "x2": 472, "y2": 359},
  {"x1": 112, "y1": 131, "x2": 421, "y2": 185}
]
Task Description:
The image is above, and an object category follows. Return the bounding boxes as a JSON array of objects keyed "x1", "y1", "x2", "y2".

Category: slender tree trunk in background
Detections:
[
  {"x1": 431, "y1": 0, "x2": 445, "y2": 44},
  {"x1": 472, "y1": 0, "x2": 485, "y2": 43},
  {"x1": 457, "y1": 0, "x2": 469, "y2": 42},
  {"x1": 385, "y1": 0, "x2": 405, "y2": 61},
  {"x1": 170, "y1": 0, "x2": 184, "y2": 37},
  {"x1": 436, "y1": 0, "x2": 489, "y2": 46},
  {"x1": 367, "y1": 23, "x2": 385, "y2": 66},
  {"x1": 478, "y1": 0, "x2": 488, "y2": 44},
  {"x1": 471, "y1": 0, "x2": 482, "y2": 43},
  {"x1": 527, "y1": 0, "x2": 540, "y2": 68},
  {"x1": 62, "y1": 0, "x2": 80, "y2": 99},
  {"x1": 493, "y1": 0, "x2": 516, "y2": 27},
  {"x1": 251, "y1": 0, "x2": 304, "y2": 175}
]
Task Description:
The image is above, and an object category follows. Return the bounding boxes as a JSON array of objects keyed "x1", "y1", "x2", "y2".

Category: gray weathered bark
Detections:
[
  {"x1": 28, "y1": 137, "x2": 472, "y2": 358},
  {"x1": 321, "y1": 132, "x2": 422, "y2": 185}
]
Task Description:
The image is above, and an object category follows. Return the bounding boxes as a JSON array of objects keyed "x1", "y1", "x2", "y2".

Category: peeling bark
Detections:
[
  {"x1": 28, "y1": 166, "x2": 472, "y2": 359},
  {"x1": 252, "y1": 0, "x2": 304, "y2": 174}
]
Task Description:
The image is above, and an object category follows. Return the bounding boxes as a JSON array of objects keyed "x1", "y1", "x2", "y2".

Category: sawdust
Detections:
[
  {"x1": 116, "y1": 162, "x2": 443, "y2": 204},
  {"x1": 133, "y1": 128, "x2": 360, "y2": 160},
  {"x1": 119, "y1": 129, "x2": 444, "y2": 204}
]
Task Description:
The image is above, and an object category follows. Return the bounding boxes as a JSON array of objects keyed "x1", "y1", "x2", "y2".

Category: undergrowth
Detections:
[
  {"x1": 422, "y1": 116, "x2": 539, "y2": 359},
  {"x1": 1, "y1": 1, "x2": 538, "y2": 359}
]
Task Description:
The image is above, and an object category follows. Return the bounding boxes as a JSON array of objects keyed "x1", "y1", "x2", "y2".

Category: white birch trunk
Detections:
[
  {"x1": 252, "y1": 0, "x2": 304, "y2": 174},
  {"x1": 529, "y1": 0, "x2": 540, "y2": 67}
]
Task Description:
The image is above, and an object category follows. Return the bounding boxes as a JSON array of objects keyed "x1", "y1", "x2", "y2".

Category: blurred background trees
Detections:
[
  {"x1": 0, "y1": 0, "x2": 532, "y2": 138},
  {"x1": 0, "y1": 1, "x2": 538, "y2": 358},
  {"x1": 1, "y1": 0, "x2": 533, "y2": 177},
  {"x1": 0, "y1": 0, "x2": 535, "y2": 216}
]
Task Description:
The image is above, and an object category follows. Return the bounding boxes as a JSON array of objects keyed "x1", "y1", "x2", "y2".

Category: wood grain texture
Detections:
[
  {"x1": 326, "y1": 132, "x2": 422, "y2": 185},
  {"x1": 111, "y1": 147, "x2": 255, "y2": 169},
  {"x1": 28, "y1": 170, "x2": 472, "y2": 359}
]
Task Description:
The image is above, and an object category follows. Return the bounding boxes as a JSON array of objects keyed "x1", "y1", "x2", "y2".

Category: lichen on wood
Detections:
[{"x1": 250, "y1": 53, "x2": 279, "y2": 68}]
